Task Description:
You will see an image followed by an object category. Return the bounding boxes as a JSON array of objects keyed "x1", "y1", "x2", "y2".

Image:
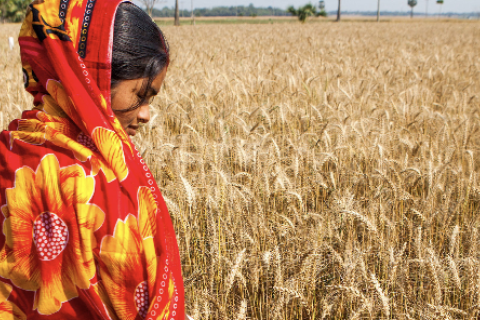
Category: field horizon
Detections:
[{"x1": 152, "y1": 15, "x2": 480, "y2": 25}]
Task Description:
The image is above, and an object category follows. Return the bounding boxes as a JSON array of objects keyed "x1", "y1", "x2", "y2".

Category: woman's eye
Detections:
[{"x1": 136, "y1": 94, "x2": 154, "y2": 105}]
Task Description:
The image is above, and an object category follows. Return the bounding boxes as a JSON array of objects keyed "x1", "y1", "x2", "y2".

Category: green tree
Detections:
[
  {"x1": 408, "y1": 0, "x2": 417, "y2": 18},
  {"x1": 139, "y1": 0, "x2": 160, "y2": 17},
  {"x1": 1, "y1": 0, "x2": 30, "y2": 23},
  {"x1": 287, "y1": 3, "x2": 323, "y2": 23}
]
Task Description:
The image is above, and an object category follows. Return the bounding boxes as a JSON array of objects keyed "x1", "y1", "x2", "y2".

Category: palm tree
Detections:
[
  {"x1": 287, "y1": 4, "x2": 323, "y2": 23},
  {"x1": 408, "y1": 0, "x2": 418, "y2": 18}
]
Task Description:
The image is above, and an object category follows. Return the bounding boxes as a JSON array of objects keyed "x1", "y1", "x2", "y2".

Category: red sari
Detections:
[{"x1": 0, "y1": 0, "x2": 185, "y2": 319}]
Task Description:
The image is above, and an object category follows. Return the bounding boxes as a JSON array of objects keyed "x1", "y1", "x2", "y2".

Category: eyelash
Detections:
[{"x1": 114, "y1": 95, "x2": 154, "y2": 113}]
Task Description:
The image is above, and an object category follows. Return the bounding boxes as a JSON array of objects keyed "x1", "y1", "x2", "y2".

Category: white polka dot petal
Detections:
[
  {"x1": 134, "y1": 281, "x2": 150, "y2": 319},
  {"x1": 33, "y1": 212, "x2": 69, "y2": 261}
]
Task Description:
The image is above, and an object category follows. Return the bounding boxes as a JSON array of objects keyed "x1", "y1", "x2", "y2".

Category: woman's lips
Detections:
[{"x1": 127, "y1": 126, "x2": 138, "y2": 136}]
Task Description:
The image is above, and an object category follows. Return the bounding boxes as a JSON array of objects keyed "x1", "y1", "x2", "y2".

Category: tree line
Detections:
[
  {"x1": 152, "y1": 5, "x2": 287, "y2": 18},
  {"x1": 0, "y1": 1, "x2": 288, "y2": 22},
  {"x1": 2, "y1": 0, "x2": 467, "y2": 24}
]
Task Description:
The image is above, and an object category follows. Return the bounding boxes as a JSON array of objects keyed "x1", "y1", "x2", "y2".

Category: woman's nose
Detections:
[{"x1": 137, "y1": 104, "x2": 151, "y2": 124}]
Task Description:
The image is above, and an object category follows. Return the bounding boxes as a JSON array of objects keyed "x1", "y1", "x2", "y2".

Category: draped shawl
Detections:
[{"x1": 0, "y1": 0, "x2": 185, "y2": 319}]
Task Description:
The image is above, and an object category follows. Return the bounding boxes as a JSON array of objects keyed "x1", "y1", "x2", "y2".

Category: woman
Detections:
[{"x1": 0, "y1": 0, "x2": 184, "y2": 319}]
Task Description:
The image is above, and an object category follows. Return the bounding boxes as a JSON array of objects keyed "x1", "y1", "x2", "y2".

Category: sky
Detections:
[{"x1": 148, "y1": 0, "x2": 480, "y2": 13}]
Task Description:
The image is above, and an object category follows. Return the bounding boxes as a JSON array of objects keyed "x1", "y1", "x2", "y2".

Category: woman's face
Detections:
[{"x1": 111, "y1": 68, "x2": 167, "y2": 136}]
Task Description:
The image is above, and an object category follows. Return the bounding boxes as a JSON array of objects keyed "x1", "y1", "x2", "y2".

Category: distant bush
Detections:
[
  {"x1": 1, "y1": 0, "x2": 31, "y2": 22},
  {"x1": 287, "y1": 3, "x2": 325, "y2": 23}
]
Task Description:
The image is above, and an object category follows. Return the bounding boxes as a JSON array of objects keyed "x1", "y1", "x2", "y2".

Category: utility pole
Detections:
[
  {"x1": 426, "y1": 0, "x2": 429, "y2": 17},
  {"x1": 437, "y1": 0, "x2": 443, "y2": 17},
  {"x1": 377, "y1": 0, "x2": 380, "y2": 22},
  {"x1": 174, "y1": 0, "x2": 180, "y2": 26},
  {"x1": 191, "y1": 0, "x2": 194, "y2": 25},
  {"x1": 336, "y1": 0, "x2": 341, "y2": 21}
]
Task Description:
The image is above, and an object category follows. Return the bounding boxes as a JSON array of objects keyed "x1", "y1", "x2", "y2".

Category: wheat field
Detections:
[{"x1": 2, "y1": 20, "x2": 480, "y2": 319}]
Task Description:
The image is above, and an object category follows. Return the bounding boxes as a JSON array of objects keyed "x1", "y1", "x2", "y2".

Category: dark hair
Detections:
[{"x1": 111, "y1": 2, "x2": 169, "y2": 111}]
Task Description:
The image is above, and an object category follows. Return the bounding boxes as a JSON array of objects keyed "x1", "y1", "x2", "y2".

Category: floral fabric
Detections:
[{"x1": 0, "y1": 0, "x2": 185, "y2": 319}]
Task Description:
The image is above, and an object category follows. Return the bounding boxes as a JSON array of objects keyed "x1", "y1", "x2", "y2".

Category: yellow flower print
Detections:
[
  {"x1": 8, "y1": 114, "x2": 118, "y2": 183},
  {"x1": 0, "y1": 154, "x2": 105, "y2": 315},
  {"x1": 64, "y1": 0, "x2": 83, "y2": 45},
  {"x1": 0, "y1": 282, "x2": 27, "y2": 320},
  {"x1": 19, "y1": 10, "x2": 38, "y2": 39},
  {"x1": 32, "y1": 0, "x2": 63, "y2": 28},
  {"x1": 46, "y1": 80, "x2": 78, "y2": 121},
  {"x1": 138, "y1": 187, "x2": 157, "y2": 240},
  {"x1": 100, "y1": 188, "x2": 163, "y2": 320},
  {"x1": 66, "y1": 15, "x2": 80, "y2": 44},
  {"x1": 92, "y1": 281, "x2": 119, "y2": 320},
  {"x1": 44, "y1": 126, "x2": 117, "y2": 182},
  {"x1": 99, "y1": 94, "x2": 108, "y2": 112},
  {"x1": 138, "y1": 187, "x2": 158, "y2": 293},
  {"x1": 9, "y1": 130, "x2": 46, "y2": 149},
  {"x1": 98, "y1": 94, "x2": 134, "y2": 156},
  {"x1": 110, "y1": 116, "x2": 134, "y2": 156},
  {"x1": 100, "y1": 215, "x2": 152, "y2": 320},
  {"x1": 40, "y1": 95, "x2": 70, "y2": 119},
  {"x1": 91, "y1": 127, "x2": 129, "y2": 182}
]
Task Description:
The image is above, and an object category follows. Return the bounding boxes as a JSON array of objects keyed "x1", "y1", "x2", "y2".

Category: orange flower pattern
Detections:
[
  {"x1": 100, "y1": 214, "x2": 151, "y2": 319},
  {"x1": 0, "y1": 154, "x2": 105, "y2": 315},
  {"x1": 0, "y1": 282, "x2": 27, "y2": 320},
  {"x1": 92, "y1": 127, "x2": 129, "y2": 182},
  {"x1": 2, "y1": 0, "x2": 185, "y2": 318},
  {"x1": 98, "y1": 187, "x2": 162, "y2": 320}
]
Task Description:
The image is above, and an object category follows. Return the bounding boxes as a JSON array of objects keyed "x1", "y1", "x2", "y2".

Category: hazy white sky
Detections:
[{"x1": 148, "y1": 0, "x2": 480, "y2": 13}]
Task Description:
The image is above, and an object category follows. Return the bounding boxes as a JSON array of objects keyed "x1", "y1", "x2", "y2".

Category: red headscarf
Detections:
[{"x1": 0, "y1": 0, "x2": 184, "y2": 319}]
